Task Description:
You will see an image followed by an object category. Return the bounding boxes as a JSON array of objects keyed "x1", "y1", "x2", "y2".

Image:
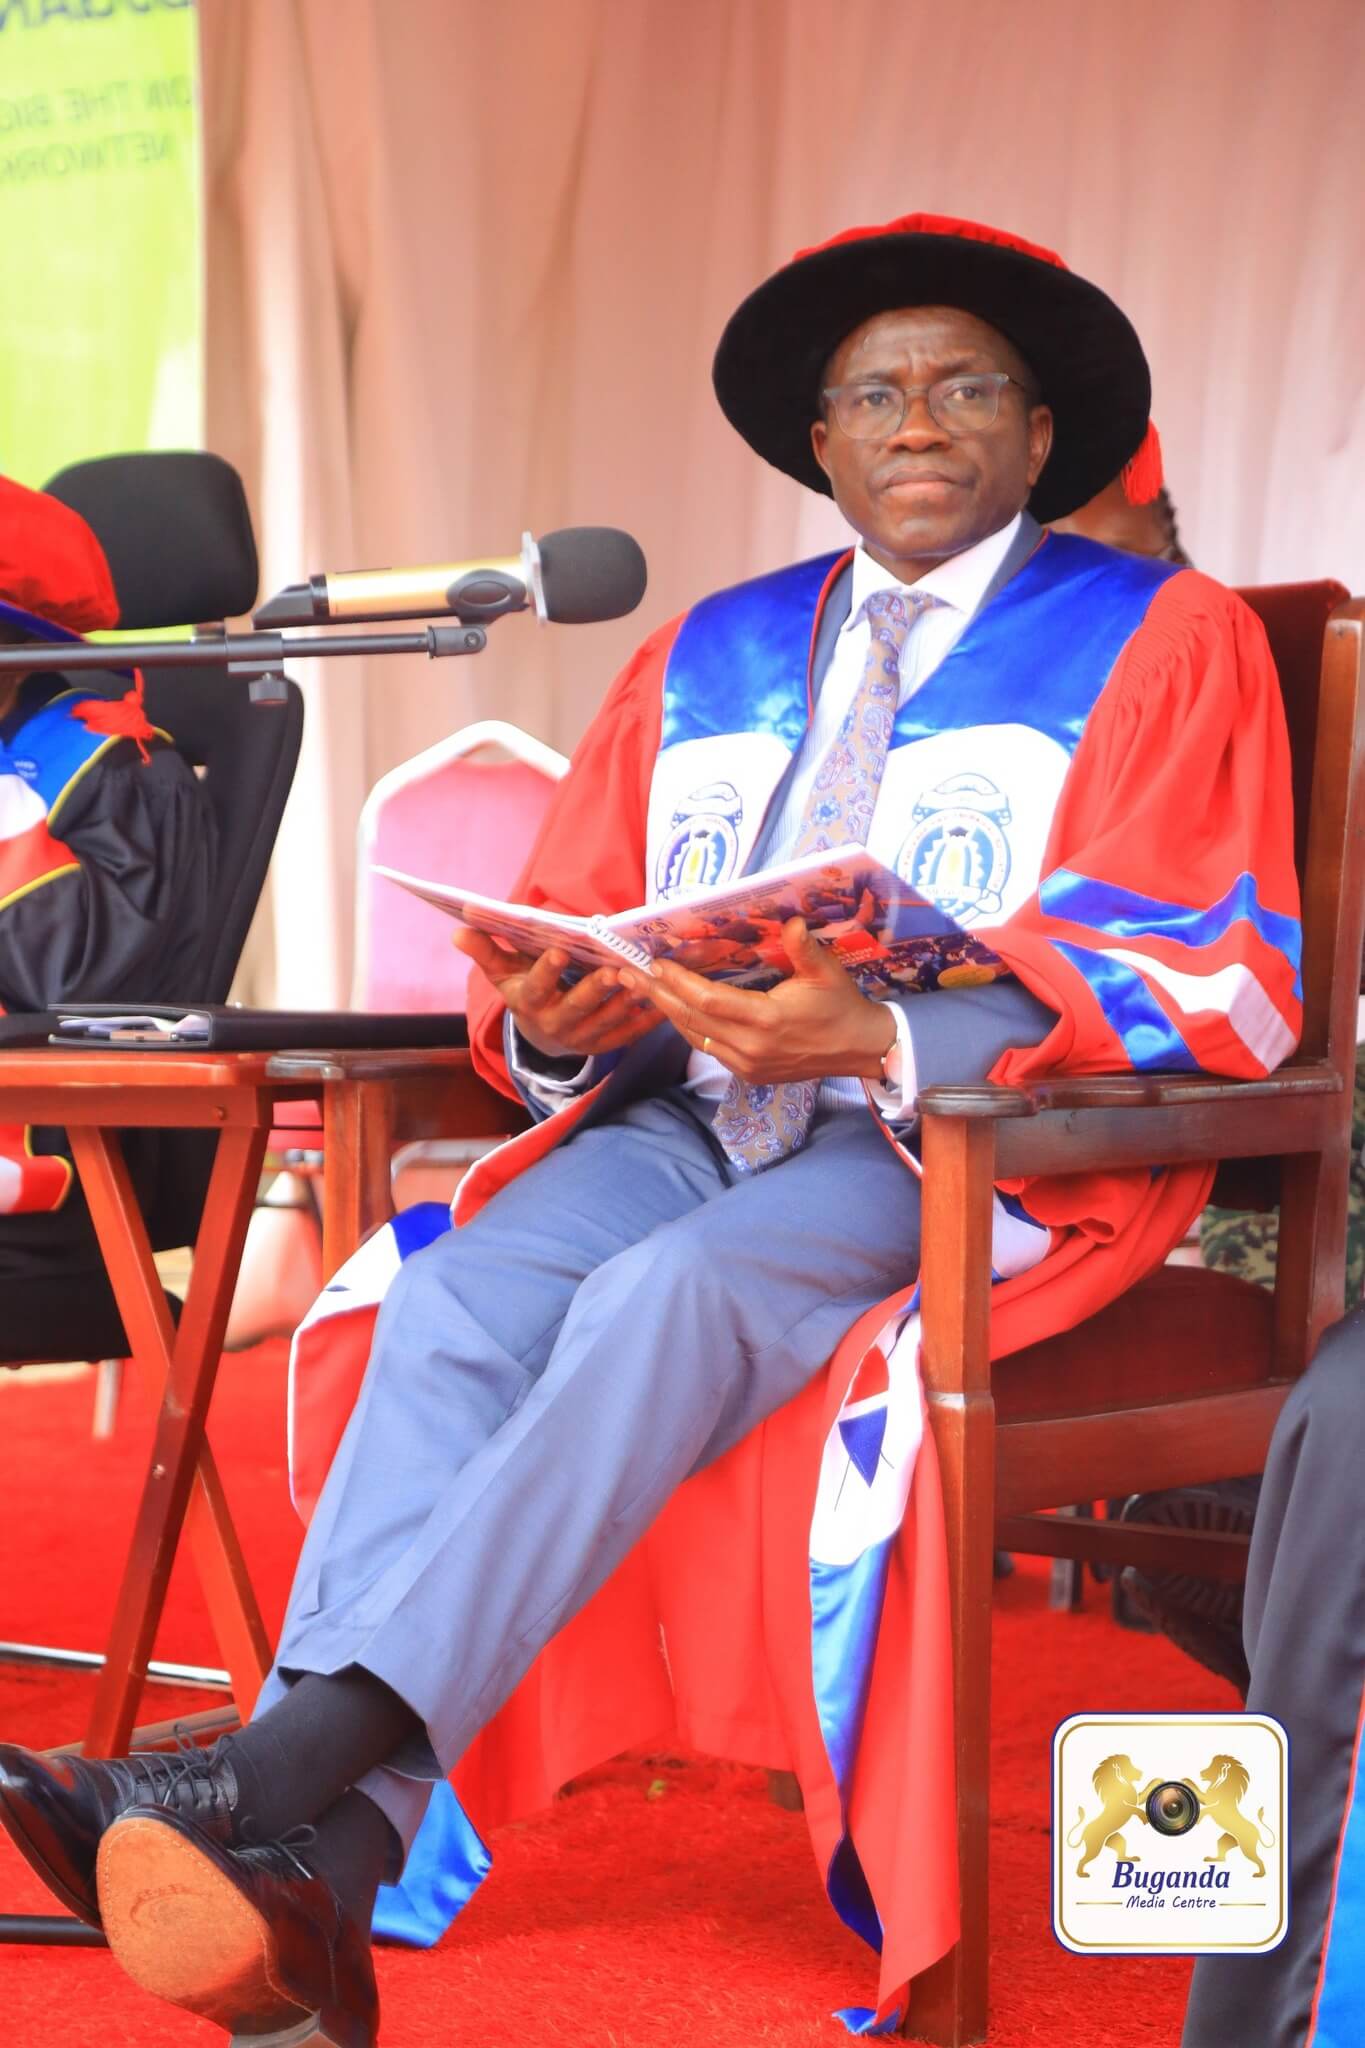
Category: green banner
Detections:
[{"x1": 0, "y1": 0, "x2": 200, "y2": 488}]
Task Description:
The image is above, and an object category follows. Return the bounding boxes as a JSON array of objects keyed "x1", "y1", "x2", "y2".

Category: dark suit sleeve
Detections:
[
  {"x1": 1183, "y1": 1307, "x2": 1365, "y2": 2048},
  {"x1": 502, "y1": 1012, "x2": 627, "y2": 1123}
]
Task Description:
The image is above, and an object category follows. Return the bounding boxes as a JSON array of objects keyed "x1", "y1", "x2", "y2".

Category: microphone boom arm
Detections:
[{"x1": 0, "y1": 622, "x2": 490, "y2": 705}]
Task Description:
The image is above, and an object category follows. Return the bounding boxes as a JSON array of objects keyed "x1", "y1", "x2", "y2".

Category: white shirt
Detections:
[
  {"x1": 513, "y1": 513, "x2": 1023, "y2": 1119},
  {"x1": 771, "y1": 514, "x2": 1023, "y2": 860}
]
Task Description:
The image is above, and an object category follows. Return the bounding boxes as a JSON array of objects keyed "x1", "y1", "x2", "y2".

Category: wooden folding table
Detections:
[{"x1": 0, "y1": 1044, "x2": 520, "y2": 1760}]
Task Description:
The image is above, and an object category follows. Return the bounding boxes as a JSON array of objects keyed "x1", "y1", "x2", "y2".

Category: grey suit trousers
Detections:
[
  {"x1": 257, "y1": 976, "x2": 1053, "y2": 1863},
  {"x1": 258, "y1": 1088, "x2": 924, "y2": 1855}
]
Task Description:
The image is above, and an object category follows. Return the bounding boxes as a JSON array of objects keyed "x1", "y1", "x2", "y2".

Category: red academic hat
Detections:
[
  {"x1": 0, "y1": 473, "x2": 156, "y2": 744},
  {"x1": 0, "y1": 473, "x2": 120, "y2": 643},
  {"x1": 712, "y1": 211, "x2": 1162, "y2": 525}
]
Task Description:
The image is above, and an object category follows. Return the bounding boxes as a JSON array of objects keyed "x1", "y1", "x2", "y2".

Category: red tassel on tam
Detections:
[
  {"x1": 73, "y1": 668, "x2": 154, "y2": 764},
  {"x1": 1121, "y1": 420, "x2": 1164, "y2": 505}
]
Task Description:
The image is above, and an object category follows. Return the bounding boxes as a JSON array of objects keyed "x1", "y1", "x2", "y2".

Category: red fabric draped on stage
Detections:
[{"x1": 0, "y1": 1342, "x2": 1233, "y2": 2044}]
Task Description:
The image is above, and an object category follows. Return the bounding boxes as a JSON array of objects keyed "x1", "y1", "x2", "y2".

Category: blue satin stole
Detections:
[
  {"x1": 658, "y1": 532, "x2": 1181, "y2": 761},
  {"x1": 3, "y1": 691, "x2": 123, "y2": 817}
]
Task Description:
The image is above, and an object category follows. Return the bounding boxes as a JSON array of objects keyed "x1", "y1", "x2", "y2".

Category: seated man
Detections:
[
  {"x1": 0, "y1": 214, "x2": 1302, "y2": 2045},
  {"x1": 0, "y1": 475, "x2": 215, "y2": 1341}
]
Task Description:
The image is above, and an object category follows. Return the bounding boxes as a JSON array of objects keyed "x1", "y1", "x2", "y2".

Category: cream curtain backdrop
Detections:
[{"x1": 199, "y1": 0, "x2": 1365, "y2": 1007}]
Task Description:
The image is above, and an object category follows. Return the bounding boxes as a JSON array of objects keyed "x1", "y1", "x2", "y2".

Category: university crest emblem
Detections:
[
  {"x1": 897, "y1": 771, "x2": 1012, "y2": 923},
  {"x1": 655, "y1": 780, "x2": 742, "y2": 898}
]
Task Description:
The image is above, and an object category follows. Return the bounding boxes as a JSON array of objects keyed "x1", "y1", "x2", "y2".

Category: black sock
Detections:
[
  {"x1": 220, "y1": 1666, "x2": 422, "y2": 1842},
  {"x1": 303, "y1": 1788, "x2": 397, "y2": 1934}
]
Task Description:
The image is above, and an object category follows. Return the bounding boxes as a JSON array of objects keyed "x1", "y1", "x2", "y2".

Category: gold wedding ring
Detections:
[{"x1": 703, "y1": 1035, "x2": 712, "y2": 1054}]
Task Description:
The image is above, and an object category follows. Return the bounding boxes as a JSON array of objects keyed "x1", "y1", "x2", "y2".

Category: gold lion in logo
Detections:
[
  {"x1": 1192, "y1": 1754, "x2": 1277, "y2": 1878},
  {"x1": 1066, "y1": 1754, "x2": 1148, "y2": 1877}
]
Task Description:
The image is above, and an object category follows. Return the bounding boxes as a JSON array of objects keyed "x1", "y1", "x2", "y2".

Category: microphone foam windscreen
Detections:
[
  {"x1": 538, "y1": 526, "x2": 647, "y2": 624},
  {"x1": 43, "y1": 451, "x2": 260, "y2": 628}
]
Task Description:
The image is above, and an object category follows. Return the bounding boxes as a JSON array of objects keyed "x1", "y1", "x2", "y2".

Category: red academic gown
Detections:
[{"x1": 429, "y1": 558, "x2": 1300, "y2": 2018}]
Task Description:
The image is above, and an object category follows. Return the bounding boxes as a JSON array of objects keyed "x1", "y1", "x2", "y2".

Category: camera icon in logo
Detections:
[
  {"x1": 1146, "y1": 1777, "x2": 1202, "y2": 1838},
  {"x1": 1053, "y1": 1715, "x2": 1287, "y2": 1955}
]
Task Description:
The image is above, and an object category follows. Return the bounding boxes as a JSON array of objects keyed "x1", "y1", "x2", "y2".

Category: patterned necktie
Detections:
[{"x1": 710, "y1": 587, "x2": 931, "y2": 1173}]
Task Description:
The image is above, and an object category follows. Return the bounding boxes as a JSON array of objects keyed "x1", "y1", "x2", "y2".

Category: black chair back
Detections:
[
  {"x1": 45, "y1": 451, "x2": 259, "y2": 628},
  {"x1": 141, "y1": 668, "x2": 304, "y2": 1002},
  {"x1": 128, "y1": 669, "x2": 303, "y2": 1254}
]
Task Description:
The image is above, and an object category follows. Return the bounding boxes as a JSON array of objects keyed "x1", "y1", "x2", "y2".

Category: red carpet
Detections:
[{"x1": 0, "y1": 1344, "x2": 1233, "y2": 2045}]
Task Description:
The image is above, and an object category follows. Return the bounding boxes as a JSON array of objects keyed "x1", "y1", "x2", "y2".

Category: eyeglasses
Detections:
[{"x1": 820, "y1": 372, "x2": 1033, "y2": 441}]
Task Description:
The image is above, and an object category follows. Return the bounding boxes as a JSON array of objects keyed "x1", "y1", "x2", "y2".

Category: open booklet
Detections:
[{"x1": 376, "y1": 842, "x2": 1011, "y2": 998}]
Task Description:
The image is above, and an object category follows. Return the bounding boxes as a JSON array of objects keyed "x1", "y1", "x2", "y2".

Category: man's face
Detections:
[{"x1": 810, "y1": 305, "x2": 1053, "y2": 580}]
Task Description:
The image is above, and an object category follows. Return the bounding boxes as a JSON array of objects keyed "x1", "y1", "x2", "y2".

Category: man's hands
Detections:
[
  {"x1": 618, "y1": 916, "x2": 896, "y2": 1083},
  {"x1": 457, "y1": 916, "x2": 897, "y2": 1080},
  {"x1": 452, "y1": 927, "x2": 661, "y2": 1060}
]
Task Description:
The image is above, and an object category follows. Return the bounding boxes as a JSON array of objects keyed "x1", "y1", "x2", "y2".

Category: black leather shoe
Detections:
[
  {"x1": 1112, "y1": 1477, "x2": 1261, "y2": 1698},
  {"x1": 97, "y1": 1809, "x2": 378, "y2": 2047},
  {"x1": 0, "y1": 1739, "x2": 240, "y2": 1928}
]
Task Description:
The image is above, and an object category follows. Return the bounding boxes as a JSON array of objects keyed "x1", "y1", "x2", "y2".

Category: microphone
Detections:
[{"x1": 253, "y1": 526, "x2": 647, "y2": 630}]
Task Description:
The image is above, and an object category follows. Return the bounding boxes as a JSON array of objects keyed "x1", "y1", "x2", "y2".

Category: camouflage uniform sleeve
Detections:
[{"x1": 1199, "y1": 1045, "x2": 1365, "y2": 1304}]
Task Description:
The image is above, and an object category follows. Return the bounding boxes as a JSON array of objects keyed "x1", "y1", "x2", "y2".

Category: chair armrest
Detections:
[
  {"x1": 918, "y1": 1059, "x2": 1340, "y2": 1118},
  {"x1": 918, "y1": 1060, "x2": 1344, "y2": 1178}
]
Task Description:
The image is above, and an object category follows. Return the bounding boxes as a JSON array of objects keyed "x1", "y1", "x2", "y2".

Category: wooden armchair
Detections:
[{"x1": 903, "y1": 583, "x2": 1365, "y2": 2047}]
